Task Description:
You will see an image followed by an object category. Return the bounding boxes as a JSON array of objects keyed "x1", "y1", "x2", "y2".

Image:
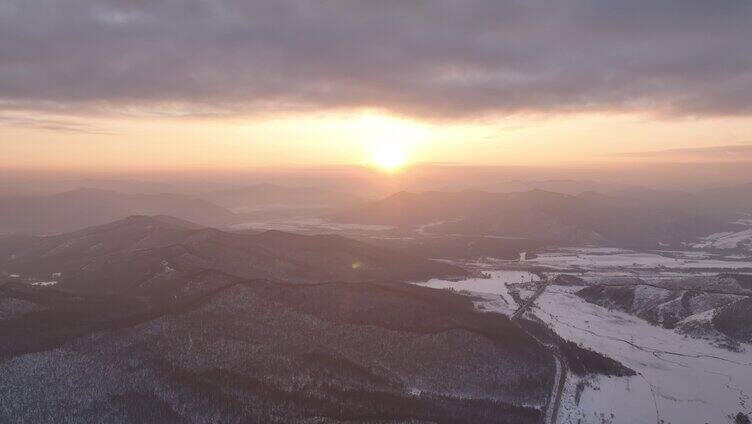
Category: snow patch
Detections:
[
  {"x1": 416, "y1": 270, "x2": 540, "y2": 314},
  {"x1": 534, "y1": 286, "x2": 752, "y2": 424},
  {"x1": 694, "y1": 228, "x2": 752, "y2": 250},
  {"x1": 528, "y1": 247, "x2": 752, "y2": 270}
]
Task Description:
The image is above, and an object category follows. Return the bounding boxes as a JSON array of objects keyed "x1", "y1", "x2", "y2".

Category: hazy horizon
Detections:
[{"x1": 3, "y1": 160, "x2": 752, "y2": 199}]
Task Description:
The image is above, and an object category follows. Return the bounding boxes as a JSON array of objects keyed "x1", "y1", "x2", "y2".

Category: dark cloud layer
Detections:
[{"x1": 1, "y1": 0, "x2": 751, "y2": 118}]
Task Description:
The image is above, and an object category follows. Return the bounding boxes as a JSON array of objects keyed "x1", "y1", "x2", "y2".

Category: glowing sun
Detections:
[
  {"x1": 373, "y1": 142, "x2": 408, "y2": 171},
  {"x1": 349, "y1": 113, "x2": 424, "y2": 172}
]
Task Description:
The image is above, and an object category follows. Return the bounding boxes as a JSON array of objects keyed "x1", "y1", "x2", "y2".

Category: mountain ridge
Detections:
[
  {"x1": 0, "y1": 215, "x2": 467, "y2": 297},
  {"x1": 335, "y1": 189, "x2": 726, "y2": 248},
  {"x1": 0, "y1": 189, "x2": 240, "y2": 235}
]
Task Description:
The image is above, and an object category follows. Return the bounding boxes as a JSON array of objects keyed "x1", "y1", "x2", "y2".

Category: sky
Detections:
[{"x1": 2, "y1": 0, "x2": 752, "y2": 174}]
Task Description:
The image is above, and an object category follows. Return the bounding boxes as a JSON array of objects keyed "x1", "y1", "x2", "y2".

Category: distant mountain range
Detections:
[
  {"x1": 0, "y1": 215, "x2": 465, "y2": 297},
  {"x1": 204, "y1": 183, "x2": 363, "y2": 211},
  {"x1": 691, "y1": 183, "x2": 752, "y2": 215},
  {"x1": 0, "y1": 185, "x2": 368, "y2": 235},
  {"x1": 605, "y1": 183, "x2": 752, "y2": 215},
  {"x1": 0, "y1": 188, "x2": 240, "y2": 235},
  {"x1": 335, "y1": 189, "x2": 731, "y2": 248},
  {"x1": 4, "y1": 182, "x2": 752, "y2": 248}
]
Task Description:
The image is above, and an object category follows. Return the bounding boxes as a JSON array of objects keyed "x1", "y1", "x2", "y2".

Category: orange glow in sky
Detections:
[{"x1": 1, "y1": 109, "x2": 752, "y2": 173}]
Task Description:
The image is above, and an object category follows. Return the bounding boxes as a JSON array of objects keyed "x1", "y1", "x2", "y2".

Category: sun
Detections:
[
  {"x1": 346, "y1": 112, "x2": 425, "y2": 172},
  {"x1": 373, "y1": 142, "x2": 408, "y2": 171}
]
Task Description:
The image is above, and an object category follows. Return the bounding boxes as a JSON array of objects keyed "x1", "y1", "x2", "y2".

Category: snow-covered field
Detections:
[
  {"x1": 526, "y1": 247, "x2": 752, "y2": 271},
  {"x1": 535, "y1": 285, "x2": 752, "y2": 424},
  {"x1": 229, "y1": 218, "x2": 395, "y2": 233},
  {"x1": 693, "y1": 228, "x2": 752, "y2": 250},
  {"x1": 691, "y1": 217, "x2": 752, "y2": 251},
  {"x1": 557, "y1": 373, "x2": 657, "y2": 424},
  {"x1": 30, "y1": 281, "x2": 57, "y2": 286},
  {"x1": 420, "y1": 265, "x2": 752, "y2": 424},
  {"x1": 417, "y1": 270, "x2": 540, "y2": 313}
]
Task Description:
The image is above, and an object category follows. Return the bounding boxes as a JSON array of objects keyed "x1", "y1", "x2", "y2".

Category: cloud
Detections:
[
  {"x1": 612, "y1": 144, "x2": 752, "y2": 161},
  {"x1": 0, "y1": 112, "x2": 113, "y2": 134},
  {"x1": 1, "y1": 0, "x2": 752, "y2": 119}
]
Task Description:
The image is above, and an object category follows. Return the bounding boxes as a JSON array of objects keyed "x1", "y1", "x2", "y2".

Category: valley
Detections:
[
  {"x1": 419, "y1": 247, "x2": 752, "y2": 424},
  {"x1": 3, "y1": 183, "x2": 752, "y2": 423}
]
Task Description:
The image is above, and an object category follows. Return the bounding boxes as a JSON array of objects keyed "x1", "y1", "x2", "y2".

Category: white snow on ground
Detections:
[
  {"x1": 534, "y1": 285, "x2": 752, "y2": 424},
  {"x1": 419, "y1": 269, "x2": 752, "y2": 423},
  {"x1": 416, "y1": 220, "x2": 452, "y2": 235},
  {"x1": 557, "y1": 374, "x2": 656, "y2": 424},
  {"x1": 678, "y1": 307, "x2": 716, "y2": 326},
  {"x1": 527, "y1": 248, "x2": 752, "y2": 270},
  {"x1": 693, "y1": 228, "x2": 752, "y2": 250},
  {"x1": 160, "y1": 259, "x2": 176, "y2": 273},
  {"x1": 417, "y1": 270, "x2": 539, "y2": 314},
  {"x1": 230, "y1": 218, "x2": 395, "y2": 233},
  {"x1": 30, "y1": 281, "x2": 57, "y2": 286},
  {"x1": 560, "y1": 247, "x2": 633, "y2": 255}
]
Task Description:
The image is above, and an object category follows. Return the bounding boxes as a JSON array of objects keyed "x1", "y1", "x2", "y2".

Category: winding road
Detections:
[{"x1": 510, "y1": 276, "x2": 567, "y2": 424}]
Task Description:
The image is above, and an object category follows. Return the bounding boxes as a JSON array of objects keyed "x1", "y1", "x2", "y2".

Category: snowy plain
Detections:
[
  {"x1": 526, "y1": 247, "x2": 752, "y2": 271},
  {"x1": 419, "y1": 248, "x2": 752, "y2": 424},
  {"x1": 693, "y1": 228, "x2": 752, "y2": 250},
  {"x1": 536, "y1": 285, "x2": 751, "y2": 424},
  {"x1": 229, "y1": 218, "x2": 395, "y2": 234},
  {"x1": 417, "y1": 270, "x2": 540, "y2": 315}
]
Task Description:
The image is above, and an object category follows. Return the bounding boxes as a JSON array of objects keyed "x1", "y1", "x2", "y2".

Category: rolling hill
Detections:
[
  {"x1": 335, "y1": 189, "x2": 725, "y2": 248},
  {"x1": 0, "y1": 216, "x2": 569, "y2": 423},
  {"x1": 0, "y1": 276, "x2": 554, "y2": 423},
  {"x1": 576, "y1": 274, "x2": 752, "y2": 347},
  {"x1": 0, "y1": 215, "x2": 466, "y2": 297},
  {"x1": 205, "y1": 183, "x2": 363, "y2": 211},
  {"x1": 0, "y1": 188, "x2": 240, "y2": 235}
]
